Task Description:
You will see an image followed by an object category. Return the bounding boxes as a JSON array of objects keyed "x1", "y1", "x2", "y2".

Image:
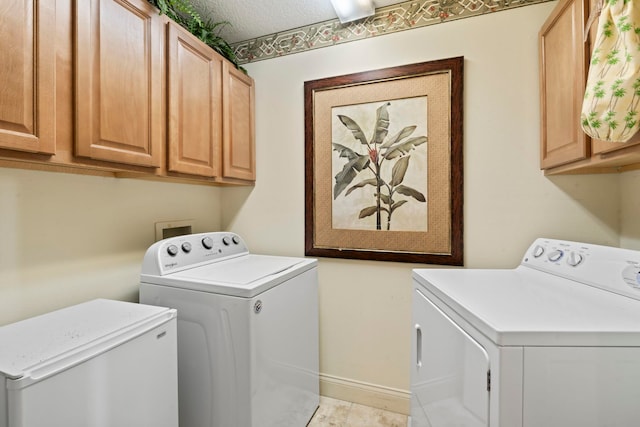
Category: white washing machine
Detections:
[
  {"x1": 0, "y1": 299, "x2": 178, "y2": 427},
  {"x1": 139, "y1": 232, "x2": 319, "y2": 427},
  {"x1": 411, "y1": 238, "x2": 640, "y2": 427}
]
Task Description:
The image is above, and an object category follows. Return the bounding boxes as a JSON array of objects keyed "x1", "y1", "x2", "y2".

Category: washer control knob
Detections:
[
  {"x1": 533, "y1": 245, "x2": 545, "y2": 258},
  {"x1": 232, "y1": 236, "x2": 240, "y2": 245},
  {"x1": 222, "y1": 236, "x2": 231, "y2": 246},
  {"x1": 567, "y1": 252, "x2": 583, "y2": 267},
  {"x1": 548, "y1": 249, "x2": 563, "y2": 262},
  {"x1": 166, "y1": 244, "x2": 179, "y2": 257},
  {"x1": 181, "y1": 242, "x2": 192, "y2": 253},
  {"x1": 202, "y1": 237, "x2": 214, "y2": 249}
]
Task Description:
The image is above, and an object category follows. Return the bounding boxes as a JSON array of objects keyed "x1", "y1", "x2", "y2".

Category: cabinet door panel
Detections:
[
  {"x1": 0, "y1": 0, "x2": 55, "y2": 154},
  {"x1": 75, "y1": 0, "x2": 162, "y2": 167},
  {"x1": 592, "y1": 135, "x2": 640, "y2": 156},
  {"x1": 167, "y1": 23, "x2": 222, "y2": 177},
  {"x1": 539, "y1": 0, "x2": 589, "y2": 169},
  {"x1": 223, "y1": 63, "x2": 256, "y2": 181}
]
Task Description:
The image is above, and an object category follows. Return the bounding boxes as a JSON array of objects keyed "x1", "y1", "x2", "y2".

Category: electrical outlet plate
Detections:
[{"x1": 155, "y1": 220, "x2": 194, "y2": 241}]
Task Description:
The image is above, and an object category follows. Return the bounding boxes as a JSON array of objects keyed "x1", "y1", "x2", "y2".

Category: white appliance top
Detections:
[
  {"x1": 140, "y1": 232, "x2": 317, "y2": 298},
  {"x1": 413, "y1": 238, "x2": 640, "y2": 347},
  {"x1": 0, "y1": 299, "x2": 176, "y2": 382}
]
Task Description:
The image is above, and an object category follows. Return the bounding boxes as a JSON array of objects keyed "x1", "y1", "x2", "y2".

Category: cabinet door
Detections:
[
  {"x1": 167, "y1": 22, "x2": 222, "y2": 177},
  {"x1": 222, "y1": 63, "x2": 256, "y2": 181},
  {"x1": 539, "y1": 0, "x2": 589, "y2": 169},
  {"x1": 592, "y1": 134, "x2": 640, "y2": 156},
  {"x1": 75, "y1": 0, "x2": 162, "y2": 167},
  {"x1": 0, "y1": 0, "x2": 56, "y2": 154}
]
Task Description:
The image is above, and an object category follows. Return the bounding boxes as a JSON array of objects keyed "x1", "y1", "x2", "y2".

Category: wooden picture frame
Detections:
[{"x1": 304, "y1": 57, "x2": 463, "y2": 265}]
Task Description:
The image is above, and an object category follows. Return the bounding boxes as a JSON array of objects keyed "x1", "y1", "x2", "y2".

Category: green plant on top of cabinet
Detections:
[
  {"x1": 539, "y1": 0, "x2": 640, "y2": 175},
  {"x1": 75, "y1": 0, "x2": 164, "y2": 168},
  {"x1": 147, "y1": 0, "x2": 243, "y2": 71},
  {"x1": 0, "y1": 0, "x2": 56, "y2": 155}
]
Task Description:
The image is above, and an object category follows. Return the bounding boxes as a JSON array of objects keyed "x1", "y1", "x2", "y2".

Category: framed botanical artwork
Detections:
[{"x1": 304, "y1": 57, "x2": 463, "y2": 265}]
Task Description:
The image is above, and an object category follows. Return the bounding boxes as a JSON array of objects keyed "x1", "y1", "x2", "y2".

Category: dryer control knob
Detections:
[
  {"x1": 202, "y1": 237, "x2": 214, "y2": 249},
  {"x1": 533, "y1": 245, "x2": 545, "y2": 258},
  {"x1": 548, "y1": 249, "x2": 563, "y2": 262},
  {"x1": 222, "y1": 236, "x2": 231, "y2": 246},
  {"x1": 181, "y1": 242, "x2": 192, "y2": 253},
  {"x1": 567, "y1": 252, "x2": 583, "y2": 267},
  {"x1": 167, "y1": 245, "x2": 179, "y2": 257},
  {"x1": 232, "y1": 236, "x2": 240, "y2": 245}
]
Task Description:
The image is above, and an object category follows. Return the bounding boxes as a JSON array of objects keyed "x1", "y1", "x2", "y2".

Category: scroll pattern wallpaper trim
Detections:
[{"x1": 231, "y1": 0, "x2": 554, "y2": 64}]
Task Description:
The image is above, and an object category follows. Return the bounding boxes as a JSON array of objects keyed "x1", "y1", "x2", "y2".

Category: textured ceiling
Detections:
[{"x1": 193, "y1": 0, "x2": 401, "y2": 43}]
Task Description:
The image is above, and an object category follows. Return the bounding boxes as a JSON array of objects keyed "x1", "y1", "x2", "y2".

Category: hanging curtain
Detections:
[{"x1": 581, "y1": 0, "x2": 640, "y2": 143}]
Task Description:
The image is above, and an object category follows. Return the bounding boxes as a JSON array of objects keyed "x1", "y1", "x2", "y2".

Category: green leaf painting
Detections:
[{"x1": 331, "y1": 98, "x2": 428, "y2": 231}]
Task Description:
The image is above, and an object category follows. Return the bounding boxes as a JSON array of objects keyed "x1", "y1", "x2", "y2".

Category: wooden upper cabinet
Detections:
[
  {"x1": 0, "y1": 0, "x2": 56, "y2": 154},
  {"x1": 223, "y1": 63, "x2": 256, "y2": 181},
  {"x1": 539, "y1": 0, "x2": 589, "y2": 169},
  {"x1": 167, "y1": 22, "x2": 222, "y2": 177},
  {"x1": 0, "y1": 0, "x2": 256, "y2": 184},
  {"x1": 75, "y1": 0, "x2": 163, "y2": 167}
]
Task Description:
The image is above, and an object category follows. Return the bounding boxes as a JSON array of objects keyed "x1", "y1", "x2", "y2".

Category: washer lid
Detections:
[
  {"x1": 143, "y1": 254, "x2": 316, "y2": 297},
  {"x1": 413, "y1": 266, "x2": 640, "y2": 347}
]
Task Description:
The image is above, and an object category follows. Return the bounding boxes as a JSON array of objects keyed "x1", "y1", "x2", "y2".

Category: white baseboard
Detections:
[{"x1": 319, "y1": 373, "x2": 410, "y2": 415}]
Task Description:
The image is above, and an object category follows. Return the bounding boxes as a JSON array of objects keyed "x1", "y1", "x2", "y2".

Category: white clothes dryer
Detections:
[
  {"x1": 411, "y1": 238, "x2": 640, "y2": 427},
  {"x1": 139, "y1": 232, "x2": 319, "y2": 427}
]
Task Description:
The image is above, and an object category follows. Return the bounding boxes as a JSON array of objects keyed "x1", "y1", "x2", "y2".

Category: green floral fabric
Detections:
[{"x1": 581, "y1": 0, "x2": 640, "y2": 142}]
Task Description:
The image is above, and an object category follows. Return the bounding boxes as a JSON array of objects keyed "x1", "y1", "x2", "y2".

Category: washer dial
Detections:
[
  {"x1": 202, "y1": 237, "x2": 214, "y2": 249},
  {"x1": 166, "y1": 245, "x2": 179, "y2": 256}
]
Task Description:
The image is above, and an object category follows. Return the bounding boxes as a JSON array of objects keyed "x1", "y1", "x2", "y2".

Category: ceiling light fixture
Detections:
[{"x1": 330, "y1": 0, "x2": 375, "y2": 23}]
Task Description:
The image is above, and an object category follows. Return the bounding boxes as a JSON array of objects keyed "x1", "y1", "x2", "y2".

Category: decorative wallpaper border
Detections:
[{"x1": 231, "y1": 0, "x2": 554, "y2": 64}]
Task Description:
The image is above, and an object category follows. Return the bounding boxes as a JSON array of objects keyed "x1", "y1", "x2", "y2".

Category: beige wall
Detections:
[
  {"x1": 621, "y1": 169, "x2": 640, "y2": 249},
  {"x1": 222, "y1": 2, "x2": 621, "y2": 413},
  {"x1": 1, "y1": 0, "x2": 634, "y2": 417},
  {"x1": 0, "y1": 168, "x2": 222, "y2": 325}
]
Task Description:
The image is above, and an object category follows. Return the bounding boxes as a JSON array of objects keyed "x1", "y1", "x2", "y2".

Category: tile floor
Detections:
[{"x1": 308, "y1": 396, "x2": 408, "y2": 427}]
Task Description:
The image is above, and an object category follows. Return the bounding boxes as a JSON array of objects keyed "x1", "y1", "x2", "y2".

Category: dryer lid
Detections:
[{"x1": 413, "y1": 266, "x2": 640, "y2": 347}]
